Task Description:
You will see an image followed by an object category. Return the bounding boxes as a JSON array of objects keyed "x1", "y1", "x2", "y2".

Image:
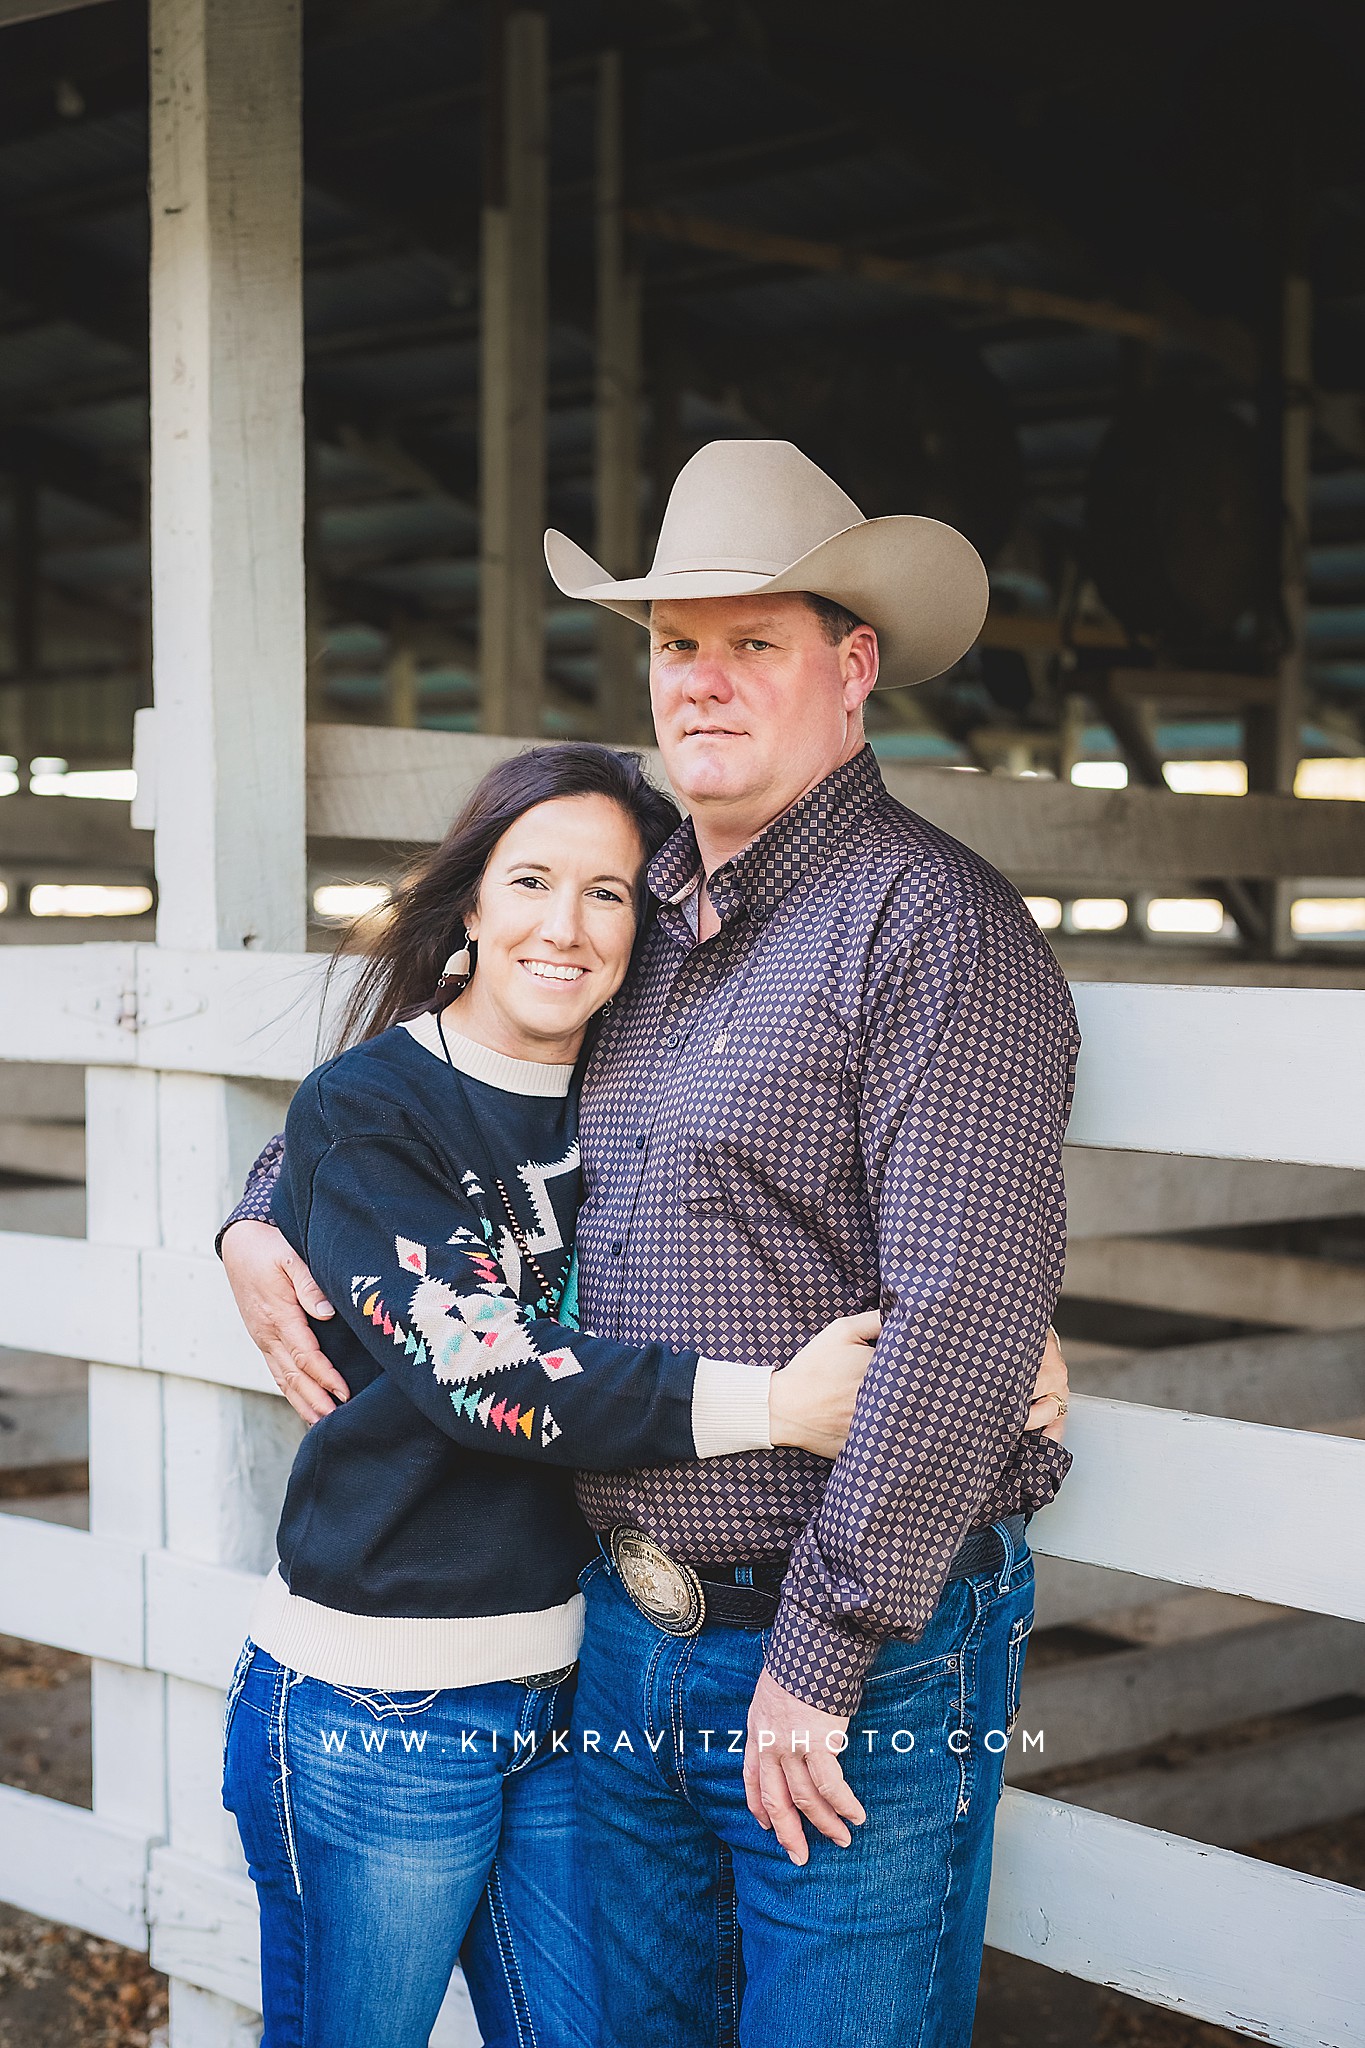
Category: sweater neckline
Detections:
[{"x1": 400, "y1": 1010, "x2": 574, "y2": 1098}]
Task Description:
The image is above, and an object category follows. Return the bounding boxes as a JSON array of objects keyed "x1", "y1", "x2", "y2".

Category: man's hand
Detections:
[
  {"x1": 1024, "y1": 1325, "x2": 1069, "y2": 1442},
  {"x1": 743, "y1": 1666, "x2": 864, "y2": 1866},
  {"x1": 221, "y1": 1220, "x2": 347, "y2": 1425}
]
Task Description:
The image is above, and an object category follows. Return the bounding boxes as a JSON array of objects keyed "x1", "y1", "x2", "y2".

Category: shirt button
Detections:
[
  {"x1": 634, "y1": 1135, "x2": 646, "y2": 1151},
  {"x1": 664, "y1": 1031, "x2": 680, "y2": 1048},
  {"x1": 611, "y1": 1241, "x2": 623, "y2": 1257}
]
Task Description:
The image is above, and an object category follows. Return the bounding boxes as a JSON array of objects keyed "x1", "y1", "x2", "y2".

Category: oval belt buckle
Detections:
[{"x1": 610, "y1": 1526, "x2": 705, "y2": 1637}]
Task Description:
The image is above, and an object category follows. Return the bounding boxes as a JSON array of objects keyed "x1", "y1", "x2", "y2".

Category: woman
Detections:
[{"x1": 221, "y1": 744, "x2": 880, "y2": 2048}]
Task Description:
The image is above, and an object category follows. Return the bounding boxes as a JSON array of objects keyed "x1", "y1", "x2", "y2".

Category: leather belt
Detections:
[{"x1": 608, "y1": 1514, "x2": 1026, "y2": 1638}]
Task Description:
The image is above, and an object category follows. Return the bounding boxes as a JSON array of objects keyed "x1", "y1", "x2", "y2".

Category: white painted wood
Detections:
[
  {"x1": 134, "y1": 947, "x2": 351, "y2": 1084},
  {"x1": 1009, "y1": 1611, "x2": 1365, "y2": 1777},
  {"x1": 0, "y1": 1784, "x2": 149, "y2": 1949},
  {"x1": 1043, "y1": 1710, "x2": 1365, "y2": 1851},
  {"x1": 149, "y1": 0, "x2": 306, "y2": 955},
  {"x1": 1030, "y1": 1395, "x2": 1365, "y2": 1619},
  {"x1": 1069, "y1": 983, "x2": 1365, "y2": 1169},
  {"x1": 146, "y1": 1550, "x2": 264, "y2": 1689},
  {"x1": 165, "y1": 1981, "x2": 263, "y2": 2048},
  {"x1": 150, "y1": 1849, "x2": 260, "y2": 2012},
  {"x1": 89, "y1": 1366, "x2": 165, "y2": 1542},
  {"x1": 1064, "y1": 1235, "x2": 1365, "y2": 1328},
  {"x1": 986, "y1": 1789, "x2": 1365, "y2": 2045},
  {"x1": 0, "y1": 1231, "x2": 139, "y2": 1363},
  {"x1": 86, "y1": 1066, "x2": 160, "y2": 1245},
  {"x1": 141, "y1": 1250, "x2": 280, "y2": 1393},
  {"x1": 93, "y1": 1660, "x2": 170, "y2": 1840},
  {"x1": 161, "y1": 1378, "x2": 299, "y2": 1576},
  {"x1": 0, "y1": 943, "x2": 136, "y2": 1064},
  {"x1": 1064, "y1": 1146, "x2": 1365, "y2": 1240},
  {"x1": 0, "y1": 1510, "x2": 143, "y2": 1660}
]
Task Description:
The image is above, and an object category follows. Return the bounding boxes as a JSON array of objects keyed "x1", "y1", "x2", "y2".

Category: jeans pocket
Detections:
[
  {"x1": 1005, "y1": 1613, "x2": 1032, "y2": 1733},
  {"x1": 222, "y1": 1639, "x2": 256, "y2": 1758}
]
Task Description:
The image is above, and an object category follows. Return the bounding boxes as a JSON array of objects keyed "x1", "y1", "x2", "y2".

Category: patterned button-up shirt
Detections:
[
  {"x1": 227, "y1": 747, "x2": 1077, "y2": 1714},
  {"x1": 571, "y1": 747, "x2": 1077, "y2": 1711}
]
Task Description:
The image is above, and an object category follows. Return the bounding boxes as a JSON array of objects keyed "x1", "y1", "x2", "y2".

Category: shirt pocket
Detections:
[{"x1": 676, "y1": 1011, "x2": 859, "y2": 1218}]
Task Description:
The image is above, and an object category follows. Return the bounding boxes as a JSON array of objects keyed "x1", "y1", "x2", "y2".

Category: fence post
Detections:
[{"x1": 139, "y1": 0, "x2": 307, "y2": 2036}]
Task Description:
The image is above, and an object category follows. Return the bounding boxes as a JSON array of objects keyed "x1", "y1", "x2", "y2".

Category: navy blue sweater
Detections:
[{"x1": 254, "y1": 1019, "x2": 760, "y2": 1687}]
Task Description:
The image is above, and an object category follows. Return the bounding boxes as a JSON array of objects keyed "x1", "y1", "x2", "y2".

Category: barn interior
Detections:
[{"x1": 0, "y1": 3, "x2": 1363, "y2": 2044}]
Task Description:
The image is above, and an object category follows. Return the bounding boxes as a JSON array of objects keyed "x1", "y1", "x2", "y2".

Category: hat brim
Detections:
[{"x1": 544, "y1": 515, "x2": 989, "y2": 689}]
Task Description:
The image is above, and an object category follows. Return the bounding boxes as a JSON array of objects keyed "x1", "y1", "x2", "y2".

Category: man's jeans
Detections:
[
  {"x1": 573, "y1": 1525, "x2": 1033, "y2": 2048},
  {"x1": 222, "y1": 1643, "x2": 599, "y2": 2048}
]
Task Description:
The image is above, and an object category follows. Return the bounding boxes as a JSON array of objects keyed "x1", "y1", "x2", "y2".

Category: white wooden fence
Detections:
[
  {"x1": 2, "y1": 949, "x2": 1364, "y2": 2045},
  {"x1": 1, "y1": 1, "x2": 1364, "y2": 2043}
]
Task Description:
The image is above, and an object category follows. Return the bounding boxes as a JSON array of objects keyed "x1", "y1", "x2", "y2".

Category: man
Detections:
[{"x1": 222, "y1": 440, "x2": 1077, "y2": 2046}]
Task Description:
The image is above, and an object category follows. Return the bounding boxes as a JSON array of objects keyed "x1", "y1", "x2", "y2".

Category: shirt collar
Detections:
[{"x1": 647, "y1": 746, "x2": 885, "y2": 931}]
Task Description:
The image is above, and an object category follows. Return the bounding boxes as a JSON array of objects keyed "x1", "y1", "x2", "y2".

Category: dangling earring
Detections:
[
  {"x1": 435, "y1": 932, "x2": 473, "y2": 997},
  {"x1": 600, "y1": 997, "x2": 614, "y2": 1018}
]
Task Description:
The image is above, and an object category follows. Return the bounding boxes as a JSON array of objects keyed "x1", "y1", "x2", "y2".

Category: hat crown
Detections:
[{"x1": 651, "y1": 440, "x2": 864, "y2": 579}]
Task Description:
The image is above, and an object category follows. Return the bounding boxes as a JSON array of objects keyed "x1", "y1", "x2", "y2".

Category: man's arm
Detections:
[
  {"x1": 219, "y1": 1137, "x2": 348, "y2": 1423},
  {"x1": 747, "y1": 886, "x2": 1077, "y2": 1855}
]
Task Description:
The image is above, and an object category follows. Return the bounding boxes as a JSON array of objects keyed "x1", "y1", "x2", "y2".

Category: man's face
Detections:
[{"x1": 648, "y1": 594, "x2": 878, "y2": 829}]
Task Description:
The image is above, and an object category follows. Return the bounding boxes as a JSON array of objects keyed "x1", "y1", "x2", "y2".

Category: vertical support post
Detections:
[
  {"x1": 594, "y1": 48, "x2": 643, "y2": 744},
  {"x1": 1270, "y1": 273, "x2": 1313, "y2": 955},
  {"x1": 385, "y1": 620, "x2": 420, "y2": 727},
  {"x1": 478, "y1": 6, "x2": 548, "y2": 738},
  {"x1": 3, "y1": 469, "x2": 38, "y2": 771},
  {"x1": 149, "y1": 0, "x2": 306, "y2": 956},
  {"x1": 143, "y1": 2, "x2": 307, "y2": 2036},
  {"x1": 1274, "y1": 273, "x2": 1313, "y2": 796}
]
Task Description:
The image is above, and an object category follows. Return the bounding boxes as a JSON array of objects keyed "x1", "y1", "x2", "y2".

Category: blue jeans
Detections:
[
  {"x1": 222, "y1": 1642, "x2": 600, "y2": 2048},
  {"x1": 572, "y1": 1524, "x2": 1033, "y2": 2048}
]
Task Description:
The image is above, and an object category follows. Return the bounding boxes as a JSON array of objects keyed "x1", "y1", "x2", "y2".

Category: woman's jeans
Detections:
[
  {"x1": 222, "y1": 1643, "x2": 599, "y2": 2048},
  {"x1": 573, "y1": 1524, "x2": 1034, "y2": 2048}
]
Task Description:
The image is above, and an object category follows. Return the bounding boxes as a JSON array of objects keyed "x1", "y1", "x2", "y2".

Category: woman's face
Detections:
[{"x1": 451, "y1": 794, "x2": 646, "y2": 1062}]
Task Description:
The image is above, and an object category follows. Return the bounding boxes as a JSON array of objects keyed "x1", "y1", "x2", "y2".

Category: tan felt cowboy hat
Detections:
[{"x1": 544, "y1": 438, "x2": 989, "y2": 689}]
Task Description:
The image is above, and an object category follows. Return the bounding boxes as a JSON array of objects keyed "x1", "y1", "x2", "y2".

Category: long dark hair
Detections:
[{"x1": 333, "y1": 743, "x2": 680, "y2": 1051}]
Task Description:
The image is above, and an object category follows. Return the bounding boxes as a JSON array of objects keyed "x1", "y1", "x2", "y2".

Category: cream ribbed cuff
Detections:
[{"x1": 691, "y1": 1359, "x2": 775, "y2": 1459}]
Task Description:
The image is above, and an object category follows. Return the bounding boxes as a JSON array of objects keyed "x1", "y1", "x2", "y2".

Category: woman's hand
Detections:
[
  {"x1": 1023, "y1": 1325, "x2": 1069, "y2": 1442},
  {"x1": 768, "y1": 1311, "x2": 880, "y2": 1460}
]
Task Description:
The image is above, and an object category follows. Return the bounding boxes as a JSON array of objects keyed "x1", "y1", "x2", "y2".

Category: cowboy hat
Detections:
[{"x1": 543, "y1": 438, "x2": 989, "y2": 688}]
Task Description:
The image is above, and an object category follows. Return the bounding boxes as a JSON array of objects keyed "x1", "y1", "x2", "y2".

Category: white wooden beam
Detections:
[
  {"x1": 986, "y1": 1790, "x2": 1365, "y2": 2045},
  {"x1": 1030, "y1": 1395, "x2": 1365, "y2": 1619},
  {"x1": 0, "y1": 1232, "x2": 139, "y2": 1363},
  {"x1": 479, "y1": 9, "x2": 548, "y2": 738},
  {"x1": 297, "y1": 723, "x2": 1365, "y2": 879},
  {"x1": 1069, "y1": 982, "x2": 1365, "y2": 1169},
  {"x1": 0, "y1": 1512, "x2": 143, "y2": 1661},
  {"x1": 0, "y1": 1785, "x2": 148, "y2": 1950}
]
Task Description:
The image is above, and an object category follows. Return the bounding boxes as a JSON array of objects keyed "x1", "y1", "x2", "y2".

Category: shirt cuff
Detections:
[
  {"x1": 763, "y1": 1598, "x2": 877, "y2": 1717},
  {"x1": 690, "y1": 1360, "x2": 774, "y2": 1459}
]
